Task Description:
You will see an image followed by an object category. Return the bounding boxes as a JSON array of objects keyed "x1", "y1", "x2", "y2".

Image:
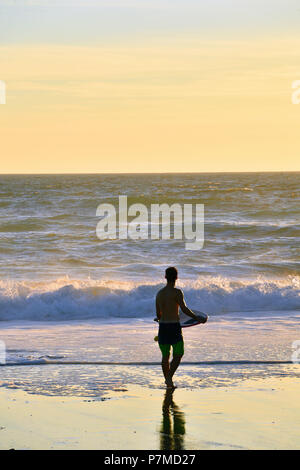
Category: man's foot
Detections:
[{"x1": 166, "y1": 383, "x2": 177, "y2": 389}]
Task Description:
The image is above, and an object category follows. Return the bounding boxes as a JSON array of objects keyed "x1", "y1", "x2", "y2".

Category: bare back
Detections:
[{"x1": 156, "y1": 285, "x2": 182, "y2": 323}]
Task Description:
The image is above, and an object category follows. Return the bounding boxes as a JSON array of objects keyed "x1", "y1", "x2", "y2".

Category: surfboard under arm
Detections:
[{"x1": 153, "y1": 310, "x2": 208, "y2": 328}]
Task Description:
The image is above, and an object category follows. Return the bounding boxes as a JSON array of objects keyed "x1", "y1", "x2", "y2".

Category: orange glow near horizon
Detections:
[{"x1": 1, "y1": 38, "x2": 300, "y2": 173}]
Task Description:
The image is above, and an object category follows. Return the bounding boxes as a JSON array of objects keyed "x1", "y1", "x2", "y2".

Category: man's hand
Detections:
[
  {"x1": 156, "y1": 296, "x2": 162, "y2": 321},
  {"x1": 177, "y1": 289, "x2": 198, "y2": 320}
]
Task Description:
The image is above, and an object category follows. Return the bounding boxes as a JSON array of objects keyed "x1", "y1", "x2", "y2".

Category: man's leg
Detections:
[
  {"x1": 168, "y1": 355, "x2": 183, "y2": 380},
  {"x1": 162, "y1": 354, "x2": 170, "y2": 381},
  {"x1": 166, "y1": 340, "x2": 184, "y2": 386},
  {"x1": 159, "y1": 344, "x2": 171, "y2": 382}
]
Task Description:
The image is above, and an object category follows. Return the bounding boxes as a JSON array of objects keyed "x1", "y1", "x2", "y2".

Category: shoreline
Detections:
[
  {"x1": 0, "y1": 360, "x2": 294, "y2": 367},
  {"x1": 0, "y1": 375, "x2": 299, "y2": 450}
]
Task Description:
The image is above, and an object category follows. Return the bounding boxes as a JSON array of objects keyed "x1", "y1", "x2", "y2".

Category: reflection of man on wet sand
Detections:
[{"x1": 160, "y1": 388, "x2": 186, "y2": 450}]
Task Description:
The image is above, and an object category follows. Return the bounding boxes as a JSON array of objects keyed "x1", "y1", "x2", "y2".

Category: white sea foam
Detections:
[{"x1": 0, "y1": 276, "x2": 299, "y2": 321}]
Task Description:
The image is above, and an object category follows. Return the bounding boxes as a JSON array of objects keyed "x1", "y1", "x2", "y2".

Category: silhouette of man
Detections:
[{"x1": 155, "y1": 267, "x2": 199, "y2": 388}]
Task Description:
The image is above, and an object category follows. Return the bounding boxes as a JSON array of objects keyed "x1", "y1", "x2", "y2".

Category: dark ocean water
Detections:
[{"x1": 0, "y1": 172, "x2": 299, "y2": 321}]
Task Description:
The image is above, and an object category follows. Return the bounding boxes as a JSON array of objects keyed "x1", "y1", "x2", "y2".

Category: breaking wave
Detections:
[{"x1": 0, "y1": 276, "x2": 299, "y2": 321}]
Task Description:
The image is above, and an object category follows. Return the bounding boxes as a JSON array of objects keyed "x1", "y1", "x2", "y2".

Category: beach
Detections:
[
  {"x1": 1, "y1": 315, "x2": 299, "y2": 450},
  {"x1": 1, "y1": 375, "x2": 299, "y2": 450},
  {"x1": 0, "y1": 173, "x2": 299, "y2": 450}
]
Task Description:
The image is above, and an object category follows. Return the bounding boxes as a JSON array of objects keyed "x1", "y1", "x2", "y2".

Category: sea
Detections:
[{"x1": 0, "y1": 172, "x2": 299, "y2": 396}]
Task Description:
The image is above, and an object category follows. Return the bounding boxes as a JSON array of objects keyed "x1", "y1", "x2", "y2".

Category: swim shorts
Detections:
[{"x1": 158, "y1": 323, "x2": 184, "y2": 357}]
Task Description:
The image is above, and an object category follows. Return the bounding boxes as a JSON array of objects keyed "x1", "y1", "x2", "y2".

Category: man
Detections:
[{"x1": 155, "y1": 267, "x2": 200, "y2": 388}]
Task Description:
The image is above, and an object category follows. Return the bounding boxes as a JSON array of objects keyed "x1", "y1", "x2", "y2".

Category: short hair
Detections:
[{"x1": 165, "y1": 267, "x2": 178, "y2": 282}]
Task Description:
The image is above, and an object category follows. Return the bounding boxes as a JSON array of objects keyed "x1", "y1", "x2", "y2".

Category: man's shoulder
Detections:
[
  {"x1": 168, "y1": 287, "x2": 183, "y2": 300},
  {"x1": 156, "y1": 286, "x2": 183, "y2": 298},
  {"x1": 156, "y1": 287, "x2": 166, "y2": 297},
  {"x1": 174, "y1": 287, "x2": 183, "y2": 295}
]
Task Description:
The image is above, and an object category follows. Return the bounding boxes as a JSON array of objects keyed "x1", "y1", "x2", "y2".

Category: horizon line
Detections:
[{"x1": 0, "y1": 170, "x2": 299, "y2": 176}]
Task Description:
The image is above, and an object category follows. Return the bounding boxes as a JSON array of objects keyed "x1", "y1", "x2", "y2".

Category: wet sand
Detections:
[{"x1": 0, "y1": 375, "x2": 299, "y2": 450}]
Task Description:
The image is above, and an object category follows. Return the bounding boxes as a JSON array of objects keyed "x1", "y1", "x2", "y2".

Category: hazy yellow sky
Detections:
[{"x1": 1, "y1": 1, "x2": 300, "y2": 172}]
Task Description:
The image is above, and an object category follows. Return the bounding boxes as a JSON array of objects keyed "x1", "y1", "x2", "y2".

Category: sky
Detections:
[{"x1": 0, "y1": 0, "x2": 300, "y2": 173}]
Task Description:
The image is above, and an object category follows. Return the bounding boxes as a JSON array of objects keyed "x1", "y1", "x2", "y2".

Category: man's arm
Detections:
[
  {"x1": 156, "y1": 294, "x2": 162, "y2": 321},
  {"x1": 176, "y1": 289, "x2": 199, "y2": 321}
]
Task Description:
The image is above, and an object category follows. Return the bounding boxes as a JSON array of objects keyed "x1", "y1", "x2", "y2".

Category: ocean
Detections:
[{"x1": 0, "y1": 172, "x2": 299, "y2": 396}]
